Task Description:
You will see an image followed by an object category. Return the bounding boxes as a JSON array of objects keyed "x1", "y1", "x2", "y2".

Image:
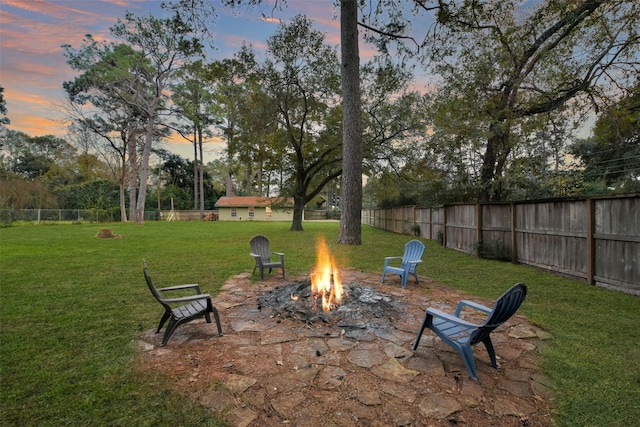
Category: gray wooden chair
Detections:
[
  {"x1": 250, "y1": 235, "x2": 285, "y2": 280},
  {"x1": 381, "y1": 239, "x2": 425, "y2": 288},
  {"x1": 143, "y1": 260, "x2": 222, "y2": 346},
  {"x1": 413, "y1": 283, "x2": 527, "y2": 380}
]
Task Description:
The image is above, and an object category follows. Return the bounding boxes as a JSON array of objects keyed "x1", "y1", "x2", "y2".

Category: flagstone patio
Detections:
[{"x1": 138, "y1": 270, "x2": 553, "y2": 427}]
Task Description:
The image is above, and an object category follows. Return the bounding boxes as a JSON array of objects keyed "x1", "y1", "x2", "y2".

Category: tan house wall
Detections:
[{"x1": 217, "y1": 207, "x2": 296, "y2": 221}]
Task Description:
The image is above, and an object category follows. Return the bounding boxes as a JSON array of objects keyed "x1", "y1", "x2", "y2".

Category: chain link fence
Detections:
[{"x1": 0, "y1": 209, "x2": 160, "y2": 224}]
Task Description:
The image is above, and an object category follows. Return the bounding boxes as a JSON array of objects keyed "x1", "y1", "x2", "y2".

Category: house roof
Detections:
[{"x1": 214, "y1": 196, "x2": 294, "y2": 208}]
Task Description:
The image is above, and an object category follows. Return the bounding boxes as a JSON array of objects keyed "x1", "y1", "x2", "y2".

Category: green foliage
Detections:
[
  {"x1": 368, "y1": 0, "x2": 640, "y2": 202},
  {"x1": 0, "y1": 86, "x2": 9, "y2": 125},
  {"x1": 63, "y1": 10, "x2": 205, "y2": 223},
  {"x1": 1, "y1": 222, "x2": 639, "y2": 426},
  {"x1": 571, "y1": 81, "x2": 640, "y2": 191},
  {"x1": 56, "y1": 179, "x2": 121, "y2": 210}
]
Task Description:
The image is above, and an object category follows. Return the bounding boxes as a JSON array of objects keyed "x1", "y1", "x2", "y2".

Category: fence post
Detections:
[
  {"x1": 430, "y1": 208, "x2": 434, "y2": 241},
  {"x1": 413, "y1": 206, "x2": 416, "y2": 235},
  {"x1": 586, "y1": 198, "x2": 595, "y2": 285},
  {"x1": 476, "y1": 203, "x2": 482, "y2": 255},
  {"x1": 511, "y1": 203, "x2": 517, "y2": 263},
  {"x1": 442, "y1": 205, "x2": 447, "y2": 247}
]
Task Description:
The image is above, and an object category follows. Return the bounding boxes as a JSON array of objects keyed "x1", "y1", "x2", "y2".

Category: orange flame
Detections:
[{"x1": 310, "y1": 236, "x2": 343, "y2": 311}]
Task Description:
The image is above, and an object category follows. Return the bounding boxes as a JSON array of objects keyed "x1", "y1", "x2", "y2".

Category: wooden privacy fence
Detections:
[{"x1": 362, "y1": 195, "x2": 640, "y2": 296}]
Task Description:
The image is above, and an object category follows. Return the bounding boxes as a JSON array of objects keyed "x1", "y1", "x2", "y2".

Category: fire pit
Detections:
[
  {"x1": 258, "y1": 236, "x2": 405, "y2": 336},
  {"x1": 258, "y1": 280, "x2": 403, "y2": 334}
]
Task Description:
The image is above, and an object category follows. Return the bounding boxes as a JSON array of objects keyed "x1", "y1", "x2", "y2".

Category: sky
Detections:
[{"x1": 0, "y1": 0, "x2": 395, "y2": 162}]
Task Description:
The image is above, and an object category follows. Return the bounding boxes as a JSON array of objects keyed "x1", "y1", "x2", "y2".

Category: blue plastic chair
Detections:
[
  {"x1": 413, "y1": 283, "x2": 527, "y2": 380},
  {"x1": 381, "y1": 239, "x2": 425, "y2": 288}
]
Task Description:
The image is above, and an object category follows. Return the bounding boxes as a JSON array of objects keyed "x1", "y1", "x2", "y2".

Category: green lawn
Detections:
[{"x1": 1, "y1": 221, "x2": 638, "y2": 426}]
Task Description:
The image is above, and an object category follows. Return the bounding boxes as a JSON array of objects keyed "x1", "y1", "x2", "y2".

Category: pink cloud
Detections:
[
  {"x1": 260, "y1": 16, "x2": 282, "y2": 24},
  {"x1": 3, "y1": 0, "x2": 96, "y2": 20}
]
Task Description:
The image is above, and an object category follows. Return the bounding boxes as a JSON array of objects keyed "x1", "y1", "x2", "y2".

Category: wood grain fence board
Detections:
[
  {"x1": 363, "y1": 196, "x2": 638, "y2": 294},
  {"x1": 595, "y1": 237, "x2": 640, "y2": 293}
]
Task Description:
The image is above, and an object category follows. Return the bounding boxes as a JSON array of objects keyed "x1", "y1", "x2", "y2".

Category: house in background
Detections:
[{"x1": 214, "y1": 196, "x2": 297, "y2": 221}]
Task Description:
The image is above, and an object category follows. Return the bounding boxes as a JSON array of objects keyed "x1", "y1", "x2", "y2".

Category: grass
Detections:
[{"x1": 1, "y1": 221, "x2": 638, "y2": 426}]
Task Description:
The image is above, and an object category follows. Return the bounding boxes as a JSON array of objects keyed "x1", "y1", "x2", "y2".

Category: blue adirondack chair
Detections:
[
  {"x1": 412, "y1": 283, "x2": 527, "y2": 380},
  {"x1": 381, "y1": 239, "x2": 425, "y2": 288}
]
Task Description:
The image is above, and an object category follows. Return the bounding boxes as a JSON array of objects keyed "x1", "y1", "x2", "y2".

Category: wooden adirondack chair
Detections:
[
  {"x1": 250, "y1": 235, "x2": 285, "y2": 280},
  {"x1": 413, "y1": 283, "x2": 527, "y2": 380},
  {"x1": 381, "y1": 239, "x2": 425, "y2": 288},
  {"x1": 143, "y1": 260, "x2": 222, "y2": 346}
]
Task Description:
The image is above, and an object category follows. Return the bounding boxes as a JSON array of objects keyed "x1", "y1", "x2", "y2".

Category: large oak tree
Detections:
[{"x1": 367, "y1": 0, "x2": 640, "y2": 201}]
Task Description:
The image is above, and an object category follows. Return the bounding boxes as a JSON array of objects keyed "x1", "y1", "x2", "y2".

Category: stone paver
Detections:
[{"x1": 139, "y1": 270, "x2": 553, "y2": 426}]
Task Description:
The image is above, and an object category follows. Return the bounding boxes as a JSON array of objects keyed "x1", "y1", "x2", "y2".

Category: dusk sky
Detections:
[{"x1": 1, "y1": 0, "x2": 391, "y2": 161}]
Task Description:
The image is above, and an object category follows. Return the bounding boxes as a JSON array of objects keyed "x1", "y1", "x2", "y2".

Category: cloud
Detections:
[
  {"x1": 260, "y1": 16, "x2": 281, "y2": 24},
  {"x1": 3, "y1": 0, "x2": 96, "y2": 20},
  {"x1": 6, "y1": 107, "x2": 67, "y2": 137}
]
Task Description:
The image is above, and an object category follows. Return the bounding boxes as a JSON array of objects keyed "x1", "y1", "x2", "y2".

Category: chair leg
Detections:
[
  {"x1": 157, "y1": 311, "x2": 171, "y2": 333},
  {"x1": 205, "y1": 298, "x2": 223, "y2": 336},
  {"x1": 459, "y1": 345, "x2": 479, "y2": 381},
  {"x1": 211, "y1": 305, "x2": 223, "y2": 336},
  {"x1": 483, "y1": 338, "x2": 498, "y2": 369},
  {"x1": 401, "y1": 272, "x2": 408, "y2": 288},
  {"x1": 381, "y1": 269, "x2": 387, "y2": 283},
  {"x1": 161, "y1": 318, "x2": 180, "y2": 346},
  {"x1": 412, "y1": 312, "x2": 432, "y2": 350}
]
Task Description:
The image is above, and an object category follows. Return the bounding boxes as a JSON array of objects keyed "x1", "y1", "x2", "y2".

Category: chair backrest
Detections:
[
  {"x1": 250, "y1": 235, "x2": 271, "y2": 262},
  {"x1": 143, "y1": 260, "x2": 171, "y2": 311},
  {"x1": 470, "y1": 283, "x2": 527, "y2": 345},
  {"x1": 402, "y1": 240, "x2": 425, "y2": 267}
]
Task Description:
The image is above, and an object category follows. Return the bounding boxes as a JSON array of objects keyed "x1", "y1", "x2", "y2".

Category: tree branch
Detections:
[{"x1": 357, "y1": 20, "x2": 420, "y2": 51}]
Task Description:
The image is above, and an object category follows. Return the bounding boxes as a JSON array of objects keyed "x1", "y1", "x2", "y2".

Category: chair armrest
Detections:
[
  {"x1": 162, "y1": 293, "x2": 211, "y2": 304},
  {"x1": 427, "y1": 307, "x2": 481, "y2": 328},
  {"x1": 158, "y1": 284, "x2": 203, "y2": 294},
  {"x1": 454, "y1": 300, "x2": 492, "y2": 316},
  {"x1": 250, "y1": 253, "x2": 263, "y2": 262},
  {"x1": 272, "y1": 252, "x2": 285, "y2": 262},
  {"x1": 384, "y1": 256, "x2": 402, "y2": 267},
  {"x1": 405, "y1": 260, "x2": 422, "y2": 265}
]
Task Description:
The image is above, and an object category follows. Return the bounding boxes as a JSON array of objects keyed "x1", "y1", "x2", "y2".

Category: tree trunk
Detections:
[
  {"x1": 127, "y1": 136, "x2": 138, "y2": 223},
  {"x1": 479, "y1": 121, "x2": 511, "y2": 202},
  {"x1": 193, "y1": 126, "x2": 199, "y2": 210},
  {"x1": 134, "y1": 116, "x2": 155, "y2": 224},
  {"x1": 290, "y1": 195, "x2": 305, "y2": 231},
  {"x1": 119, "y1": 181, "x2": 127, "y2": 222},
  {"x1": 198, "y1": 126, "x2": 205, "y2": 219},
  {"x1": 119, "y1": 150, "x2": 128, "y2": 222},
  {"x1": 337, "y1": 0, "x2": 363, "y2": 245}
]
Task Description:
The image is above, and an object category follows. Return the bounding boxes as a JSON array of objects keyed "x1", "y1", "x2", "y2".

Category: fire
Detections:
[{"x1": 310, "y1": 236, "x2": 343, "y2": 311}]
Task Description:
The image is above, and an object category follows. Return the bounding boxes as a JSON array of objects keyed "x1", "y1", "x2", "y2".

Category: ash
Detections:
[{"x1": 257, "y1": 280, "x2": 404, "y2": 336}]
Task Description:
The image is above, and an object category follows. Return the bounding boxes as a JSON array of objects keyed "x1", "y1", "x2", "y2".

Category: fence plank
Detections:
[{"x1": 363, "y1": 195, "x2": 639, "y2": 295}]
